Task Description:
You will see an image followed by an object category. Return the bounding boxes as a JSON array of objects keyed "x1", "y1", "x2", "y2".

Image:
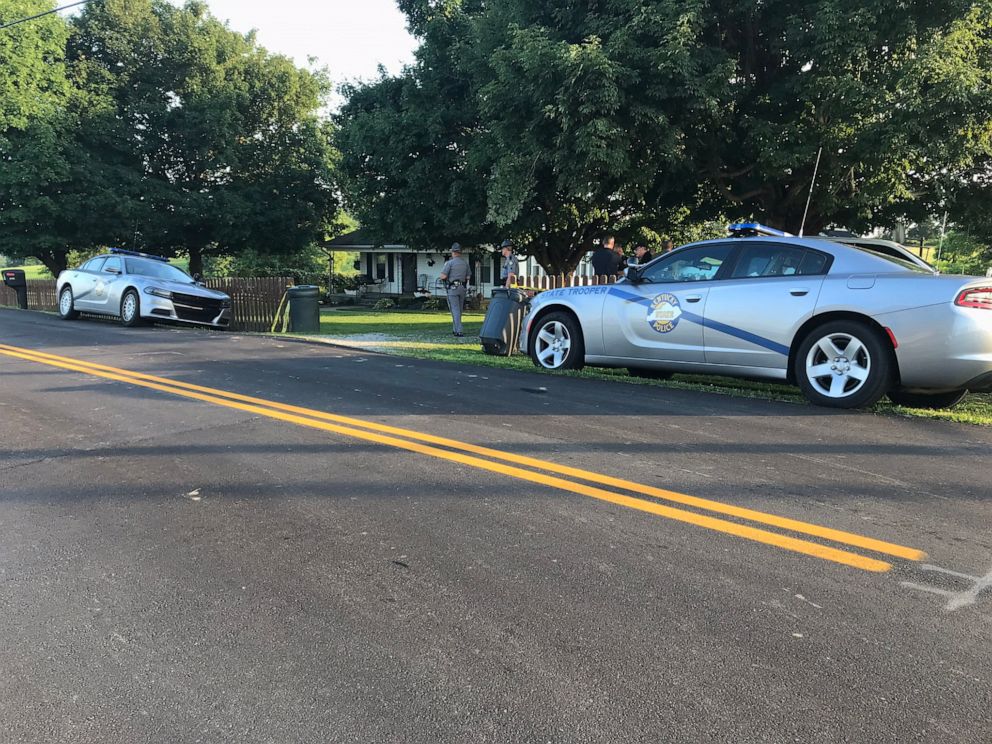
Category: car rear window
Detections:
[{"x1": 849, "y1": 245, "x2": 931, "y2": 273}]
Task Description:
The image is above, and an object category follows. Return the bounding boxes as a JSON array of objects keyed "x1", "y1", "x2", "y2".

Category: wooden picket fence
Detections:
[
  {"x1": 0, "y1": 280, "x2": 58, "y2": 312},
  {"x1": 517, "y1": 273, "x2": 620, "y2": 290},
  {"x1": 202, "y1": 276, "x2": 292, "y2": 332},
  {"x1": 0, "y1": 276, "x2": 292, "y2": 333}
]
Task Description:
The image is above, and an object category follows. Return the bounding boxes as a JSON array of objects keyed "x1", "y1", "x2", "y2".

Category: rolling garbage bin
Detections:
[
  {"x1": 287, "y1": 285, "x2": 320, "y2": 333},
  {"x1": 480, "y1": 287, "x2": 528, "y2": 356}
]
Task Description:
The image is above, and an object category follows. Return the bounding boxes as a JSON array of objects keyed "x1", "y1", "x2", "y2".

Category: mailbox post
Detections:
[{"x1": 2, "y1": 269, "x2": 28, "y2": 309}]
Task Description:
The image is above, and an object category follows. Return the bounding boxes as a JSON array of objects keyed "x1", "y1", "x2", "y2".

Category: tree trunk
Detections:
[
  {"x1": 37, "y1": 250, "x2": 68, "y2": 277},
  {"x1": 531, "y1": 230, "x2": 597, "y2": 275},
  {"x1": 188, "y1": 246, "x2": 204, "y2": 277}
]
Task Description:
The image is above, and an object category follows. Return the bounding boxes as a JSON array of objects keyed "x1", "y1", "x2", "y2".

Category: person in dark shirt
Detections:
[
  {"x1": 591, "y1": 235, "x2": 619, "y2": 276},
  {"x1": 634, "y1": 244, "x2": 653, "y2": 265},
  {"x1": 613, "y1": 241, "x2": 628, "y2": 272}
]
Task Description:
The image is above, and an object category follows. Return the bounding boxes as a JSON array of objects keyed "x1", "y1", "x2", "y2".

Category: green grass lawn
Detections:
[
  {"x1": 6, "y1": 264, "x2": 53, "y2": 280},
  {"x1": 297, "y1": 307, "x2": 992, "y2": 426}
]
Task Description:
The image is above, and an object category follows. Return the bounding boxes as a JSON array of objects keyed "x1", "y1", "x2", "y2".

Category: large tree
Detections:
[
  {"x1": 69, "y1": 0, "x2": 339, "y2": 276},
  {"x1": 0, "y1": 1, "x2": 77, "y2": 275},
  {"x1": 338, "y1": 0, "x2": 992, "y2": 273}
]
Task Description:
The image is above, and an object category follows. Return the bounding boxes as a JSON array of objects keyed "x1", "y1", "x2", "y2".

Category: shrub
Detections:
[
  {"x1": 372, "y1": 298, "x2": 396, "y2": 310},
  {"x1": 422, "y1": 295, "x2": 446, "y2": 310}
]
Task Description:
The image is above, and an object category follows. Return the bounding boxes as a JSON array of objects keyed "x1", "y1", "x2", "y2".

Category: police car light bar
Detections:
[
  {"x1": 108, "y1": 247, "x2": 170, "y2": 262},
  {"x1": 727, "y1": 222, "x2": 793, "y2": 238}
]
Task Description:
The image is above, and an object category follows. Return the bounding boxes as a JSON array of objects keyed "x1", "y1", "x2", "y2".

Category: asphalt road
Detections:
[{"x1": 1, "y1": 308, "x2": 990, "y2": 743}]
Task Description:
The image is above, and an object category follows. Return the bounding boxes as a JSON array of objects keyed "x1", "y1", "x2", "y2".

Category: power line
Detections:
[{"x1": 0, "y1": 1, "x2": 95, "y2": 31}]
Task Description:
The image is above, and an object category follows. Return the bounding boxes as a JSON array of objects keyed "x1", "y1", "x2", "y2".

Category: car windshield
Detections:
[{"x1": 124, "y1": 258, "x2": 195, "y2": 283}]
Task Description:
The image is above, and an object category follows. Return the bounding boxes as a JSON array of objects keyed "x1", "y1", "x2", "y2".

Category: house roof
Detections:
[{"x1": 323, "y1": 229, "x2": 389, "y2": 249}]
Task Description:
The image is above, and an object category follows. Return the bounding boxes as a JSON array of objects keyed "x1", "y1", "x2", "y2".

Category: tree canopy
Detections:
[
  {"x1": 337, "y1": 0, "x2": 992, "y2": 273},
  {"x1": 0, "y1": 0, "x2": 339, "y2": 276}
]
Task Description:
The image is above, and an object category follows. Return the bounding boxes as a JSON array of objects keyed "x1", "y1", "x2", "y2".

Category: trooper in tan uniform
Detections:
[{"x1": 439, "y1": 243, "x2": 471, "y2": 336}]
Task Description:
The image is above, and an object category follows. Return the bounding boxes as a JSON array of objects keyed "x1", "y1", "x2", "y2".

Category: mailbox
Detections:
[{"x1": 2, "y1": 269, "x2": 28, "y2": 309}]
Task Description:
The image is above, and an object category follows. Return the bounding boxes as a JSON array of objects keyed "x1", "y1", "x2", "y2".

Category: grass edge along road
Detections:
[
  {"x1": 299, "y1": 308, "x2": 992, "y2": 426},
  {"x1": 0, "y1": 342, "x2": 926, "y2": 573}
]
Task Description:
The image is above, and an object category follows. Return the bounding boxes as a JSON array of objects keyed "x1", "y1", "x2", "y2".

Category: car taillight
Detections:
[{"x1": 955, "y1": 287, "x2": 992, "y2": 309}]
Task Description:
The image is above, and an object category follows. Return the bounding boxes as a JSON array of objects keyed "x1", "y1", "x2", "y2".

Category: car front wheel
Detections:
[
  {"x1": 529, "y1": 312, "x2": 584, "y2": 370},
  {"x1": 120, "y1": 289, "x2": 143, "y2": 327},
  {"x1": 58, "y1": 286, "x2": 79, "y2": 320},
  {"x1": 794, "y1": 320, "x2": 892, "y2": 408},
  {"x1": 888, "y1": 389, "x2": 968, "y2": 409}
]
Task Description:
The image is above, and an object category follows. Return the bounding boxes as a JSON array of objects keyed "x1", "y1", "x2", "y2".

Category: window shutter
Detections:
[
  {"x1": 366, "y1": 254, "x2": 374, "y2": 281},
  {"x1": 387, "y1": 253, "x2": 395, "y2": 283}
]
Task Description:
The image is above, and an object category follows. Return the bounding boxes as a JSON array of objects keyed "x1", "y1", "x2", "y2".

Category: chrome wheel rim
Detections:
[
  {"x1": 122, "y1": 294, "x2": 137, "y2": 322},
  {"x1": 805, "y1": 332, "x2": 871, "y2": 399},
  {"x1": 535, "y1": 321, "x2": 571, "y2": 369},
  {"x1": 59, "y1": 290, "x2": 72, "y2": 315}
]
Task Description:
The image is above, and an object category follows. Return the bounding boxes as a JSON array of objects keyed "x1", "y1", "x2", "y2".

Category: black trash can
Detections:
[
  {"x1": 480, "y1": 287, "x2": 528, "y2": 356},
  {"x1": 287, "y1": 285, "x2": 321, "y2": 333}
]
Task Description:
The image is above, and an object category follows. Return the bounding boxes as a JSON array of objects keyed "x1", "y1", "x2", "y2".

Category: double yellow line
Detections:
[{"x1": 0, "y1": 342, "x2": 926, "y2": 573}]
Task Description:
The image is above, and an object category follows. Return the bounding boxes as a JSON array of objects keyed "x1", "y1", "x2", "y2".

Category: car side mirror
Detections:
[{"x1": 193, "y1": 273, "x2": 203, "y2": 283}]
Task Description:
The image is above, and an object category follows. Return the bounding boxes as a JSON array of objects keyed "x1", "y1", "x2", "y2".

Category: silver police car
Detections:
[
  {"x1": 522, "y1": 225, "x2": 992, "y2": 409},
  {"x1": 56, "y1": 249, "x2": 232, "y2": 329}
]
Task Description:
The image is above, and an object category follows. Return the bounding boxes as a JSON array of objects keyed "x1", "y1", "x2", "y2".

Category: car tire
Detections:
[
  {"x1": 627, "y1": 367, "x2": 673, "y2": 380},
  {"x1": 887, "y1": 389, "x2": 968, "y2": 409},
  {"x1": 58, "y1": 286, "x2": 79, "y2": 320},
  {"x1": 120, "y1": 289, "x2": 143, "y2": 327},
  {"x1": 794, "y1": 320, "x2": 892, "y2": 409},
  {"x1": 529, "y1": 312, "x2": 584, "y2": 371}
]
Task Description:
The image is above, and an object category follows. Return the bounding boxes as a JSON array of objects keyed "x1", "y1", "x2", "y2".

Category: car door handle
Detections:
[
  {"x1": 789, "y1": 288, "x2": 810, "y2": 296},
  {"x1": 684, "y1": 295, "x2": 703, "y2": 303}
]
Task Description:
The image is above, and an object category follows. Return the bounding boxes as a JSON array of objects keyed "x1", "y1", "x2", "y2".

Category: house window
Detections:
[
  {"x1": 375, "y1": 254, "x2": 387, "y2": 280},
  {"x1": 481, "y1": 259, "x2": 492, "y2": 284}
]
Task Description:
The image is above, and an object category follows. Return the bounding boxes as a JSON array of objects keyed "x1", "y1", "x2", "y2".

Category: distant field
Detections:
[{"x1": 5, "y1": 265, "x2": 52, "y2": 280}]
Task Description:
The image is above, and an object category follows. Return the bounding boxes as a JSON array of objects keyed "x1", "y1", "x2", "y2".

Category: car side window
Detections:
[
  {"x1": 639, "y1": 244, "x2": 735, "y2": 283},
  {"x1": 731, "y1": 244, "x2": 808, "y2": 278},
  {"x1": 798, "y1": 250, "x2": 830, "y2": 276},
  {"x1": 82, "y1": 257, "x2": 106, "y2": 272},
  {"x1": 102, "y1": 257, "x2": 122, "y2": 274}
]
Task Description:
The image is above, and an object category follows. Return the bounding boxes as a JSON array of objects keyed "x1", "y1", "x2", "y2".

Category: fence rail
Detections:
[
  {"x1": 0, "y1": 276, "x2": 291, "y2": 333},
  {"x1": 517, "y1": 274, "x2": 620, "y2": 290}
]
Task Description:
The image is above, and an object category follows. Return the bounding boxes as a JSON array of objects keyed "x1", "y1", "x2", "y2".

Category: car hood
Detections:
[{"x1": 144, "y1": 279, "x2": 230, "y2": 300}]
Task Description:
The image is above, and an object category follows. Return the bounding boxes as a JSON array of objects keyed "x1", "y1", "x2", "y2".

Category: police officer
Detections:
[
  {"x1": 439, "y1": 242, "x2": 471, "y2": 336},
  {"x1": 499, "y1": 239, "x2": 519, "y2": 288}
]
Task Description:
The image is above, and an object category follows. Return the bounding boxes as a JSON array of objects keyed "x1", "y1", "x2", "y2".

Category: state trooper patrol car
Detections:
[
  {"x1": 521, "y1": 224, "x2": 992, "y2": 409},
  {"x1": 56, "y1": 248, "x2": 232, "y2": 329}
]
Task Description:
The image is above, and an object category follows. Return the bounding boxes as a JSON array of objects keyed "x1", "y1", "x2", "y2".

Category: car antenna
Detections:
[{"x1": 798, "y1": 146, "x2": 823, "y2": 237}]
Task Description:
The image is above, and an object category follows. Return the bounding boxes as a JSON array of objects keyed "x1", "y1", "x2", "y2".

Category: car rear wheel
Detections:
[
  {"x1": 887, "y1": 389, "x2": 968, "y2": 409},
  {"x1": 530, "y1": 312, "x2": 584, "y2": 371},
  {"x1": 627, "y1": 367, "x2": 673, "y2": 380},
  {"x1": 794, "y1": 320, "x2": 892, "y2": 408},
  {"x1": 58, "y1": 286, "x2": 79, "y2": 320},
  {"x1": 120, "y1": 289, "x2": 143, "y2": 327}
]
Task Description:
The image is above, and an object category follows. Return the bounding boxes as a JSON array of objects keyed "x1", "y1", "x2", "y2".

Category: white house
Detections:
[{"x1": 324, "y1": 230, "x2": 596, "y2": 296}]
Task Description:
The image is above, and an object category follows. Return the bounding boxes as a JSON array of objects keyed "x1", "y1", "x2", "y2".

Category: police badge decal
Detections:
[{"x1": 647, "y1": 293, "x2": 682, "y2": 334}]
